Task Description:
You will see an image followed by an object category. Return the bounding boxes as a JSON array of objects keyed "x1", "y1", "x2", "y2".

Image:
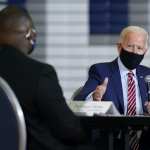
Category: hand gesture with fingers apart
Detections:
[{"x1": 92, "y1": 77, "x2": 108, "y2": 101}]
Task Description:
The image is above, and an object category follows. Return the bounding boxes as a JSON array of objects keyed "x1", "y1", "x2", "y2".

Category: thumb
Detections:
[{"x1": 102, "y1": 77, "x2": 108, "y2": 87}]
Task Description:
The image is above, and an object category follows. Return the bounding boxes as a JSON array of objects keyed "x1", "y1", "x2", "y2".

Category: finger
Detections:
[
  {"x1": 144, "y1": 101, "x2": 150, "y2": 106},
  {"x1": 93, "y1": 88, "x2": 103, "y2": 101},
  {"x1": 93, "y1": 91, "x2": 102, "y2": 101},
  {"x1": 92, "y1": 77, "x2": 109, "y2": 101},
  {"x1": 145, "y1": 102, "x2": 150, "y2": 114},
  {"x1": 93, "y1": 87, "x2": 104, "y2": 101},
  {"x1": 93, "y1": 96, "x2": 101, "y2": 101},
  {"x1": 145, "y1": 101, "x2": 148, "y2": 106}
]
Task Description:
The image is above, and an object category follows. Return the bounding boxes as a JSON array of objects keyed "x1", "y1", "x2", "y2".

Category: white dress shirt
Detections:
[{"x1": 118, "y1": 57, "x2": 143, "y2": 115}]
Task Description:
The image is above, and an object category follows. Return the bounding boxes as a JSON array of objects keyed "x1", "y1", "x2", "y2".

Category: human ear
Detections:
[{"x1": 117, "y1": 43, "x2": 122, "y2": 54}]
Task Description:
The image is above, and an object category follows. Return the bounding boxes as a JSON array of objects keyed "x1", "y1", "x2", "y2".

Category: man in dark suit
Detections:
[
  {"x1": 75, "y1": 26, "x2": 150, "y2": 115},
  {"x1": 74, "y1": 26, "x2": 150, "y2": 149},
  {"x1": 0, "y1": 5, "x2": 100, "y2": 150}
]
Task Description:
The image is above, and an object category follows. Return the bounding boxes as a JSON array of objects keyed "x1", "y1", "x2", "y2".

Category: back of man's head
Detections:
[
  {"x1": 0, "y1": 5, "x2": 31, "y2": 30},
  {"x1": 0, "y1": 5, "x2": 36, "y2": 55}
]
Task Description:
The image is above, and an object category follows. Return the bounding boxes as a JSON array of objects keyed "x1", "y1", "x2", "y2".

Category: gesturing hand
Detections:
[
  {"x1": 92, "y1": 77, "x2": 108, "y2": 101},
  {"x1": 144, "y1": 101, "x2": 150, "y2": 115}
]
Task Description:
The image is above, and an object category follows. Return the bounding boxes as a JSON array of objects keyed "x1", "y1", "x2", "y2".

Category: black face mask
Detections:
[
  {"x1": 27, "y1": 39, "x2": 36, "y2": 55},
  {"x1": 120, "y1": 48, "x2": 144, "y2": 70}
]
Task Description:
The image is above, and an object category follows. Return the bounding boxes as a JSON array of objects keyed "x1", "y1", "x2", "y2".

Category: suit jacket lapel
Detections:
[
  {"x1": 136, "y1": 67, "x2": 147, "y2": 112},
  {"x1": 110, "y1": 59, "x2": 124, "y2": 113}
]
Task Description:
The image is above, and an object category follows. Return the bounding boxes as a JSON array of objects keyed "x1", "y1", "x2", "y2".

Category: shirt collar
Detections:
[{"x1": 118, "y1": 57, "x2": 136, "y2": 77}]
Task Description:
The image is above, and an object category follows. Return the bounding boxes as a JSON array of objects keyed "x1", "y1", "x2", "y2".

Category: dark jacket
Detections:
[{"x1": 0, "y1": 45, "x2": 97, "y2": 150}]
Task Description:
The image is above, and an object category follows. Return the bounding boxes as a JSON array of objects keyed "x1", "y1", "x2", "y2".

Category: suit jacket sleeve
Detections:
[
  {"x1": 36, "y1": 65, "x2": 88, "y2": 144},
  {"x1": 74, "y1": 64, "x2": 103, "y2": 100}
]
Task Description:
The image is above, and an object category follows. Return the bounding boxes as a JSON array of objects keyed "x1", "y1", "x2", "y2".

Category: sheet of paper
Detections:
[{"x1": 67, "y1": 100, "x2": 120, "y2": 116}]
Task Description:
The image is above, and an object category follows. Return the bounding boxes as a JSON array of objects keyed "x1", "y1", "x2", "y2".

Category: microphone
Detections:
[{"x1": 145, "y1": 75, "x2": 150, "y2": 101}]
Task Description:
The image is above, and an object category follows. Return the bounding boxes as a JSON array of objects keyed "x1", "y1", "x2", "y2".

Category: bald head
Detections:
[
  {"x1": 0, "y1": 5, "x2": 36, "y2": 54},
  {"x1": 0, "y1": 5, "x2": 32, "y2": 31}
]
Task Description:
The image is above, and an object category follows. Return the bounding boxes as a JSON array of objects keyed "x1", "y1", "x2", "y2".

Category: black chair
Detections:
[
  {"x1": 71, "y1": 86, "x2": 83, "y2": 100},
  {"x1": 0, "y1": 77, "x2": 26, "y2": 150}
]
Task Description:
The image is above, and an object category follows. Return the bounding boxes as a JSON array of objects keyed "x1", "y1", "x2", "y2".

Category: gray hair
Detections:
[{"x1": 119, "y1": 26, "x2": 149, "y2": 49}]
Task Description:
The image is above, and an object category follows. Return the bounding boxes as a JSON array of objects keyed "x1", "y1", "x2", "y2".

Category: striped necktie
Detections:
[
  {"x1": 127, "y1": 72, "x2": 139, "y2": 150},
  {"x1": 127, "y1": 72, "x2": 136, "y2": 116}
]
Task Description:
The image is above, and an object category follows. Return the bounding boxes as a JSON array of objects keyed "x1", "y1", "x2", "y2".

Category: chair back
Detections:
[
  {"x1": 71, "y1": 86, "x2": 83, "y2": 100},
  {"x1": 0, "y1": 77, "x2": 26, "y2": 150}
]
